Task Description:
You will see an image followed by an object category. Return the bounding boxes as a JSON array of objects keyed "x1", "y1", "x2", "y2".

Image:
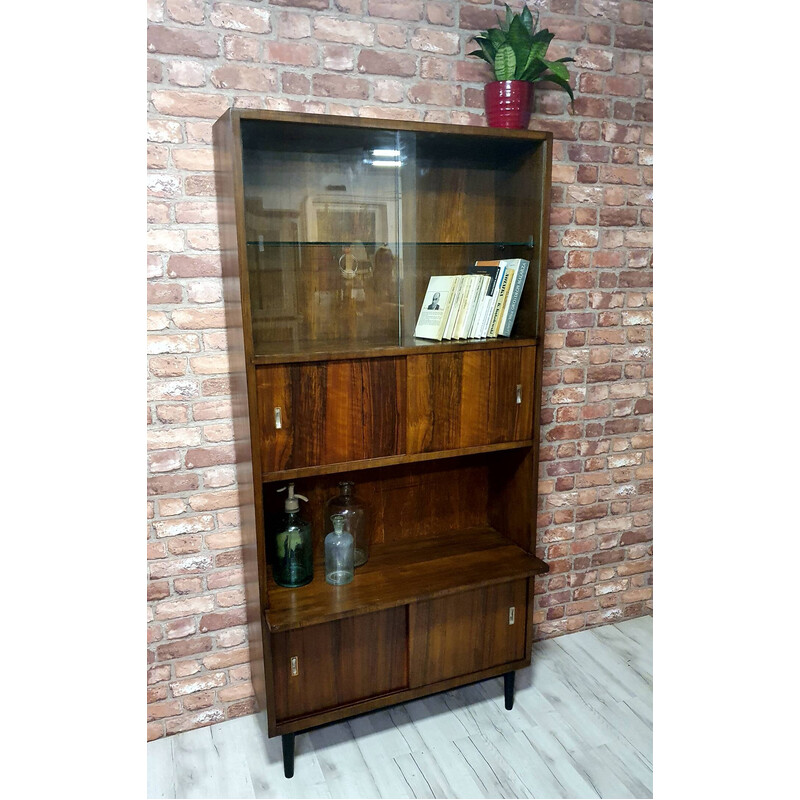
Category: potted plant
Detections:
[{"x1": 469, "y1": 3, "x2": 575, "y2": 129}]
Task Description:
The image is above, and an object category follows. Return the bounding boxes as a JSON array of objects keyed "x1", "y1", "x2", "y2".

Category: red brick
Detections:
[
  {"x1": 156, "y1": 636, "x2": 213, "y2": 661},
  {"x1": 411, "y1": 29, "x2": 459, "y2": 54},
  {"x1": 408, "y1": 83, "x2": 460, "y2": 106},
  {"x1": 312, "y1": 73, "x2": 370, "y2": 99},
  {"x1": 147, "y1": 25, "x2": 219, "y2": 58},
  {"x1": 615, "y1": 26, "x2": 653, "y2": 51},
  {"x1": 210, "y1": 4, "x2": 271, "y2": 33},
  {"x1": 600, "y1": 207, "x2": 638, "y2": 226},
  {"x1": 198, "y1": 608, "x2": 248, "y2": 632},
  {"x1": 265, "y1": 42, "x2": 318, "y2": 67},
  {"x1": 273, "y1": 0, "x2": 328, "y2": 8},
  {"x1": 151, "y1": 91, "x2": 229, "y2": 118},
  {"x1": 315, "y1": 17, "x2": 374, "y2": 44},
  {"x1": 357, "y1": 50, "x2": 416, "y2": 76}
]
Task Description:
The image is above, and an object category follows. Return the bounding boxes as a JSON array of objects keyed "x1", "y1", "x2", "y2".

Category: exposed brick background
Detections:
[{"x1": 147, "y1": 0, "x2": 653, "y2": 741}]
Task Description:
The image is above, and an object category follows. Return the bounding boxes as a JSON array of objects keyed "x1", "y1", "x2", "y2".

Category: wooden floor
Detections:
[{"x1": 147, "y1": 616, "x2": 653, "y2": 799}]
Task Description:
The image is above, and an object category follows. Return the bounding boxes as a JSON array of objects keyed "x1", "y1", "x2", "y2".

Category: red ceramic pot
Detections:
[{"x1": 484, "y1": 80, "x2": 533, "y2": 129}]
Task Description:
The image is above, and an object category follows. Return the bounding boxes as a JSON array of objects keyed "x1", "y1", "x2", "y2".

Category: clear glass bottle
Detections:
[
  {"x1": 325, "y1": 514, "x2": 354, "y2": 585},
  {"x1": 325, "y1": 481, "x2": 369, "y2": 567},
  {"x1": 273, "y1": 483, "x2": 313, "y2": 588}
]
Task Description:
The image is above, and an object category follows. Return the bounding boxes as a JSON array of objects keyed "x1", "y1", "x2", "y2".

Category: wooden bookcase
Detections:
[{"x1": 213, "y1": 109, "x2": 551, "y2": 777}]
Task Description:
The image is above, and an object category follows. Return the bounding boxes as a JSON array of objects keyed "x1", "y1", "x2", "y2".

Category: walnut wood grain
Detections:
[
  {"x1": 249, "y1": 336, "x2": 538, "y2": 366},
  {"x1": 409, "y1": 580, "x2": 528, "y2": 687},
  {"x1": 260, "y1": 438, "x2": 534, "y2": 483},
  {"x1": 256, "y1": 357, "x2": 405, "y2": 472},
  {"x1": 265, "y1": 528, "x2": 547, "y2": 632},
  {"x1": 271, "y1": 607, "x2": 407, "y2": 722},
  {"x1": 263, "y1": 456, "x2": 495, "y2": 564},
  {"x1": 406, "y1": 346, "x2": 535, "y2": 453},
  {"x1": 270, "y1": 655, "x2": 532, "y2": 737}
]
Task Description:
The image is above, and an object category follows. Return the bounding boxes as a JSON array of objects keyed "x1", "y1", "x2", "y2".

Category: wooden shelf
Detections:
[
  {"x1": 265, "y1": 527, "x2": 548, "y2": 632},
  {"x1": 261, "y1": 439, "x2": 535, "y2": 482},
  {"x1": 251, "y1": 336, "x2": 538, "y2": 365}
]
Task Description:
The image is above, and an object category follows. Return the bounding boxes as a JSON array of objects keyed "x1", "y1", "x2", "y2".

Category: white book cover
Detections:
[
  {"x1": 449, "y1": 275, "x2": 470, "y2": 340},
  {"x1": 452, "y1": 275, "x2": 475, "y2": 339},
  {"x1": 498, "y1": 258, "x2": 529, "y2": 337},
  {"x1": 442, "y1": 275, "x2": 465, "y2": 340},
  {"x1": 488, "y1": 266, "x2": 515, "y2": 337},
  {"x1": 468, "y1": 276, "x2": 491, "y2": 338},
  {"x1": 414, "y1": 275, "x2": 458, "y2": 340},
  {"x1": 480, "y1": 263, "x2": 506, "y2": 338},
  {"x1": 457, "y1": 275, "x2": 482, "y2": 339}
]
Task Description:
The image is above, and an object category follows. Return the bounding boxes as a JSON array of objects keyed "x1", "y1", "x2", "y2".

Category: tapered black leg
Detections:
[
  {"x1": 504, "y1": 671, "x2": 515, "y2": 710},
  {"x1": 282, "y1": 733, "x2": 295, "y2": 779}
]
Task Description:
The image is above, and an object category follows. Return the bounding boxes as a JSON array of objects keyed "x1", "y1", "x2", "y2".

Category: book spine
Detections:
[
  {"x1": 451, "y1": 276, "x2": 469, "y2": 339},
  {"x1": 499, "y1": 259, "x2": 529, "y2": 337},
  {"x1": 478, "y1": 279, "x2": 494, "y2": 338},
  {"x1": 480, "y1": 273, "x2": 500, "y2": 338},
  {"x1": 469, "y1": 276, "x2": 490, "y2": 338},
  {"x1": 453, "y1": 275, "x2": 472, "y2": 339},
  {"x1": 443, "y1": 276, "x2": 463, "y2": 340},
  {"x1": 487, "y1": 269, "x2": 511, "y2": 337},
  {"x1": 435, "y1": 280, "x2": 456, "y2": 340},
  {"x1": 496, "y1": 266, "x2": 516, "y2": 335},
  {"x1": 460, "y1": 276, "x2": 481, "y2": 338}
]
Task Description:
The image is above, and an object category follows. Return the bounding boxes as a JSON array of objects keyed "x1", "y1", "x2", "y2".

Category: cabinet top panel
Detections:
[{"x1": 223, "y1": 108, "x2": 553, "y2": 144}]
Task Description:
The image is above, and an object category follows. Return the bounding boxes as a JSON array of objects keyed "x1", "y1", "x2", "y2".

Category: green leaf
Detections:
[
  {"x1": 536, "y1": 72, "x2": 575, "y2": 105},
  {"x1": 468, "y1": 49, "x2": 490, "y2": 63},
  {"x1": 521, "y1": 3, "x2": 534, "y2": 34},
  {"x1": 508, "y1": 14, "x2": 533, "y2": 50},
  {"x1": 529, "y1": 28, "x2": 555, "y2": 60},
  {"x1": 506, "y1": 15, "x2": 533, "y2": 78},
  {"x1": 499, "y1": 3, "x2": 513, "y2": 33},
  {"x1": 472, "y1": 37, "x2": 497, "y2": 64},
  {"x1": 487, "y1": 28, "x2": 507, "y2": 50},
  {"x1": 520, "y1": 56, "x2": 548, "y2": 82},
  {"x1": 494, "y1": 43, "x2": 516, "y2": 81},
  {"x1": 518, "y1": 45, "x2": 541, "y2": 81},
  {"x1": 541, "y1": 58, "x2": 570, "y2": 82}
]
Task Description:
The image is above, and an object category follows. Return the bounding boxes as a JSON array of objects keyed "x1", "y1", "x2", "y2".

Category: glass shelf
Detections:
[{"x1": 246, "y1": 240, "x2": 535, "y2": 248}]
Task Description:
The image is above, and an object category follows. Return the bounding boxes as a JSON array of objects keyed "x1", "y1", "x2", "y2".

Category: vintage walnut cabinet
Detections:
[{"x1": 213, "y1": 109, "x2": 551, "y2": 777}]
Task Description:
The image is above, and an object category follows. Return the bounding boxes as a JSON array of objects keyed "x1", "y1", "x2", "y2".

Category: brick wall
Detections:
[{"x1": 147, "y1": 0, "x2": 653, "y2": 740}]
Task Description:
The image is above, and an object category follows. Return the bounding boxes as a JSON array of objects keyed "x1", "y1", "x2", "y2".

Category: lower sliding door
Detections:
[
  {"x1": 408, "y1": 580, "x2": 528, "y2": 687},
  {"x1": 271, "y1": 607, "x2": 408, "y2": 722}
]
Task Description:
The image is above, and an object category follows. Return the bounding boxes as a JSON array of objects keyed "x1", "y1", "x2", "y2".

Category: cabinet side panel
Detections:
[
  {"x1": 487, "y1": 447, "x2": 536, "y2": 552},
  {"x1": 213, "y1": 111, "x2": 267, "y2": 713}
]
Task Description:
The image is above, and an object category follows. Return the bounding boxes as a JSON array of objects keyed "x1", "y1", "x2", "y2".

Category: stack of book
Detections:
[{"x1": 413, "y1": 258, "x2": 529, "y2": 342}]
